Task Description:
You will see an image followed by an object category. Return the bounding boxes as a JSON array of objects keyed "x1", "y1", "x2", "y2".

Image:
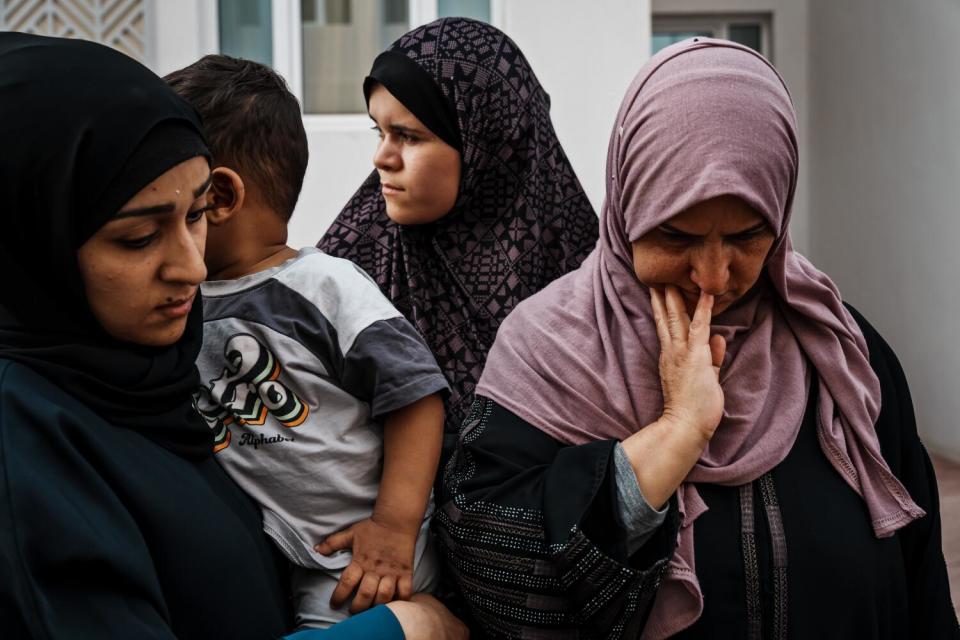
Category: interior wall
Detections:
[{"x1": 807, "y1": 0, "x2": 960, "y2": 460}]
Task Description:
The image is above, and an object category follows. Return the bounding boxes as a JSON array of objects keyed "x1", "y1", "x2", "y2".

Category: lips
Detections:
[
  {"x1": 156, "y1": 291, "x2": 196, "y2": 318},
  {"x1": 381, "y1": 182, "x2": 404, "y2": 196}
]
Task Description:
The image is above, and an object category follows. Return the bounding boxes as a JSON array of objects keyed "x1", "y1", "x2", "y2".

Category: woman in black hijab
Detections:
[{"x1": 0, "y1": 33, "x2": 466, "y2": 640}]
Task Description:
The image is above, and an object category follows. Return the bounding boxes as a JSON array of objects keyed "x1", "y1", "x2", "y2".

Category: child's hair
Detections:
[{"x1": 165, "y1": 55, "x2": 308, "y2": 220}]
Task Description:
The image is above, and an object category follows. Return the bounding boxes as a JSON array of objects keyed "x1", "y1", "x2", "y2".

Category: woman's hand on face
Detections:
[{"x1": 650, "y1": 285, "x2": 726, "y2": 443}]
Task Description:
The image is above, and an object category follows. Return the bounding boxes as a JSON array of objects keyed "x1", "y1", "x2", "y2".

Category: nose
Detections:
[
  {"x1": 689, "y1": 242, "x2": 732, "y2": 296},
  {"x1": 159, "y1": 220, "x2": 207, "y2": 286},
  {"x1": 373, "y1": 136, "x2": 401, "y2": 172}
]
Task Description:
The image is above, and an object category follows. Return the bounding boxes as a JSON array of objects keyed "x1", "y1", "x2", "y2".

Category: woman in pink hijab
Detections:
[{"x1": 435, "y1": 38, "x2": 959, "y2": 639}]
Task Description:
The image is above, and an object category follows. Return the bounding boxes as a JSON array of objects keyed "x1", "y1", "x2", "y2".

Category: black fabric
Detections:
[
  {"x1": 0, "y1": 33, "x2": 213, "y2": 459},
  {"x1": 436, "y1": 397, "x2": 680, "y2": 639},
  {"x1": 673, "y1": 306, "x2": 960, "y2": 640},
  {"x1": 437, "y1": 306, "x2": 959, "y2": 639},
  {"x1": 365, "y1": 49, "x2": 462, "y2": 152},
  {"x1": 0, "y1": 359, "x2": 291, "y2": 639}
]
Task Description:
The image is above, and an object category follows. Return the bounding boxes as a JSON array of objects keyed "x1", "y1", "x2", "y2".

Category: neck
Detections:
[{"x1": 208, "y1": 244, "x2": 299, "y2": 281}]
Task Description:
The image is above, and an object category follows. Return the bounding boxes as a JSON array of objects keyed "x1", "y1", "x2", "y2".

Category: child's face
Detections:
[
  {"x1": 77, "y1": 155, "x2": 210, "y2": 346},
  {"x1": 367, "y1": 83, "x2": 461, "y2": 225}
]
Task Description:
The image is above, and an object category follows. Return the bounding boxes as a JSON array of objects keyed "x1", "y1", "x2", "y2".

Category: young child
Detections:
[{"x1": 165, "y1": 55, "x2": 448, "y2": 629}]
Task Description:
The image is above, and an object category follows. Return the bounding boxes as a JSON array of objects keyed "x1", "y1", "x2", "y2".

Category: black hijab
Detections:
[{"x1": 0, "y1": 33, "x2": 213, "y2": 459}]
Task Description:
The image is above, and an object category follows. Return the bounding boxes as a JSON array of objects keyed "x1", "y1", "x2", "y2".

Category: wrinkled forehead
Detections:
[{"x1": 612, "y1": 40, "x2": 798, "y2": 243}]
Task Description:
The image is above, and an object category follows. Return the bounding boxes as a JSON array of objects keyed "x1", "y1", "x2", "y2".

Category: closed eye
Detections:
[
  {"x1": 187, "y1": 206, "x2": 213, "y2": 224},
  {"x1": 657, "y1": 226, "x2": 697, "y2": 240},
  {"x1": 120, "y1": 232, "x2": 158, "y2": 249},
  {"x1": 728, "y1": 224, "x2": 770, "y2": 242}
]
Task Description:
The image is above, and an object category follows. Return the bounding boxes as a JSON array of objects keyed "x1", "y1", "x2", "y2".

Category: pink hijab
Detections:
[{"x1": 476, "y1": 38, "x2": 924, "y2": 638}]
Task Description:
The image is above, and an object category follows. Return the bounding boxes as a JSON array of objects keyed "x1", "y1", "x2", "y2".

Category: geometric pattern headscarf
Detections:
[{"x1": 319, "y1": 18, "x2": 599, "y2": 433}]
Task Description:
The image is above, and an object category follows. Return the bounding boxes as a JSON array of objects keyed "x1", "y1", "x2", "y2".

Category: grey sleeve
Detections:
[
  {"x1": 614, "y1": 442, "x2": 669, "y2": 554},
  {"x1": 340, "y1": 316, "x2": 450, "y2": 419}
]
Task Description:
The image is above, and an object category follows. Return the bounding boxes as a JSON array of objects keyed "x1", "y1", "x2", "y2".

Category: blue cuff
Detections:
[{"x1": 283, "y1": 605, "x2": 404, "y2": 640}]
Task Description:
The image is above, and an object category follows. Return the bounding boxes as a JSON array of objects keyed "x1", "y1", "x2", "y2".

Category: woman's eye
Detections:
[
  {"x1": 187, "y1": 206, "x2": 211, "y2": 223},
  {"x1": 120, "y1": 233, "x2": 157, "y2": 249},
  {"x1": 371, "y1": 125, "x2": 384, "y2": 140},
  {"x1": 731, "y1": 228, "x2": 767, "y2": 243},
  {"x1": 658, "y1": 228, "x2": 692, "y2": 242}
]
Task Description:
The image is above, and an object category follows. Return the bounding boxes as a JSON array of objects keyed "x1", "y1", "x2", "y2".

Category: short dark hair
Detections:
[{"x1": 165, "y1": 55, "x2": 308, "y2": 220}]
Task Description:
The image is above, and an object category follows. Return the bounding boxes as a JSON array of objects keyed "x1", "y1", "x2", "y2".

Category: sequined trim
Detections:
[
  {"x1": 759, "y1": 473, "x2": 788, "y2": 640},
  {"x1": 437, "y1": 397, "x2": 671, "y2": 638},
  {"x1": 739, "y1": 473, "x2": 789, "y2": 640},
  {"x1": 739, "y1": 482, "x2": 762, "y2": 640}
]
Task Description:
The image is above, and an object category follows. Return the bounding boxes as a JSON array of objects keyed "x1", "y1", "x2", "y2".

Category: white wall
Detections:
[
  {"x1": 652, "y1": 0, "x2": 810, "y2": 254},
  {"x1": 497, "y1": 0, "x2": 650, "y2": 213},
  {"x1": 150, "y1": 0, "x2": 218, "y2": 77},
  {"x1": 807, "y1": 0, "x2": 960, "y2": 460}
]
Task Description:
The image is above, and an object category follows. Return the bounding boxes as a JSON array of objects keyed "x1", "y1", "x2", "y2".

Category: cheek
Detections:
[
  {"x1": 78, "y1": 250, "x2": 151, "y2": 330},
  {"x1": 413, "y1": 150, "x2": 459, "y2": 201},
  {"x1": 733, "y1": 241, "x2": 775, "y2": 287},
  {"x1": 632, "y1": 249, "x2": 688, "y2": 285},
  {"x1": 393, "y1": 148, "x2": 460, "y2": 223}
]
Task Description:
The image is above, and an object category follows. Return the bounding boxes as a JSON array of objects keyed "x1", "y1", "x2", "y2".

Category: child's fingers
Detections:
[
  {"x1": 396, "y1": 574, "x2": 413, "y2": 601},
  {"x1": 349, "y1": 573, "x2": 382, "y2": 614},
  {"x1": 374, "y1": 575, "x2": 397, "y2": 606},
  {"x1": 314, "y1": 528, "x2": 353, "y2": 555},
  {"x1": 329, "y1": 562, "x2": 363, "y2": 608}
]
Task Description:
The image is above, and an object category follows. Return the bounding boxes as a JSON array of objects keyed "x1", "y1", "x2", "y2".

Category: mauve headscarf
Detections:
[
  {"x1": 319, "y1": 18, "x2": 599, "y2": 434},
  {"x1": 476, "y1": 38, "x2": 924, "y2": 638}
]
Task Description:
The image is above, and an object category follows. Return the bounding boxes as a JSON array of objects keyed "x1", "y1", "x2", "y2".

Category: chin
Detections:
[
  {"x1": 124, "y1": 322, "x2": 188, "y2": 347},
  {"x1": 384, "y1": 202, "x2": 451, "y2": 226}
]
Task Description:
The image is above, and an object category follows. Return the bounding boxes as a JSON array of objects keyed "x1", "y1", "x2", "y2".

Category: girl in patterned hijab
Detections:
[{"x1": 318, "y1": 18, "x2": 599, "y2": 443}]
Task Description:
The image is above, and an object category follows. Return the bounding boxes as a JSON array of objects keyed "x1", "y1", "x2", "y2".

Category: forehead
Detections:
[
  {"x1": 666, "y1": 195, "x2": 769, "y2": 233},
  {"x1": 367, "y1": 84, "x2": 422, "y2": 125},
  {"x1": 122, "y1": 156, "x2": 210, "y2": 209}
]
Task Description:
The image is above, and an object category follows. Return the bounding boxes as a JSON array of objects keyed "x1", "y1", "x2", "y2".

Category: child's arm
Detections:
[{"x1": 316, "y1": 393, "x2": 444, "y2": 613}]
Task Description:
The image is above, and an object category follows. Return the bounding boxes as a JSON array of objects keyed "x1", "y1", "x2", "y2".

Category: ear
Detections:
[{"x1": 206, "y1": 167, "x2": 246, "y2": 226}]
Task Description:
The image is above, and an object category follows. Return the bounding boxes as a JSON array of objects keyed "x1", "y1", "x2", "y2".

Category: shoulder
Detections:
[
  {"x1": 277, "y1": 249, "x2": 404, "y2": 352},
  {"x1": 843, "y1": 302, "x2": 908, "y2": 393},
  {"x1": 276, "y1": 249, "x2": 390, "y2": 306},
  {"x1": 0, "y1": 359, "x2": 115, "y2": 453},
  {"x1": 0, "y1": 359, "x2": 83, "y2": 421},
  {"x1": 842, "y1": 303, "x2": 916, "y2": 472}
]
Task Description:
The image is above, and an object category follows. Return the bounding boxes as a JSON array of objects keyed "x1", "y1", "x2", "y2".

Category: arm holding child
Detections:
[{"x1": 316, "y1": 393, "x2": 444, "y2": 613}]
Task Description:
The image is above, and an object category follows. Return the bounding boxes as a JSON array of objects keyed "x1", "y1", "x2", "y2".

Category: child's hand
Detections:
[{"x1": 315, "y1": 517, "x2": 417, "y2": 613}]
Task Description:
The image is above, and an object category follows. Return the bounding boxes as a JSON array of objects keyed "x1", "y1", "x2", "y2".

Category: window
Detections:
[
  {"x1": 652, "y1": 14, "x2": 771, "y2": 59},
  {"x1": 217, "y1": 0, "x2": 493, "y2": 117},
  {"x1": 219, "y1": 0, "x2": 273, "y2": 66},
  {"x1": 301, "y1": 0, "x2": 410, "y2": 114},
  {"x1": 438, "y1": 0, "x2": 490, "y2": 22}
]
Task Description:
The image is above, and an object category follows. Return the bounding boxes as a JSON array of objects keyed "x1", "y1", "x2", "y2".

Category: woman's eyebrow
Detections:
[
  {"x1": 729, "y1": 222, "x2": 769, "y2": 235},
  {"x1": 115, "y1": 173, "x2": 212, "y2": 219},
  {"x1": 658, "y1": 221, "x2": 769, "y2": 236},
  {"x1": 387, "y1": 123, "x2": 426, "y2": 136}
]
